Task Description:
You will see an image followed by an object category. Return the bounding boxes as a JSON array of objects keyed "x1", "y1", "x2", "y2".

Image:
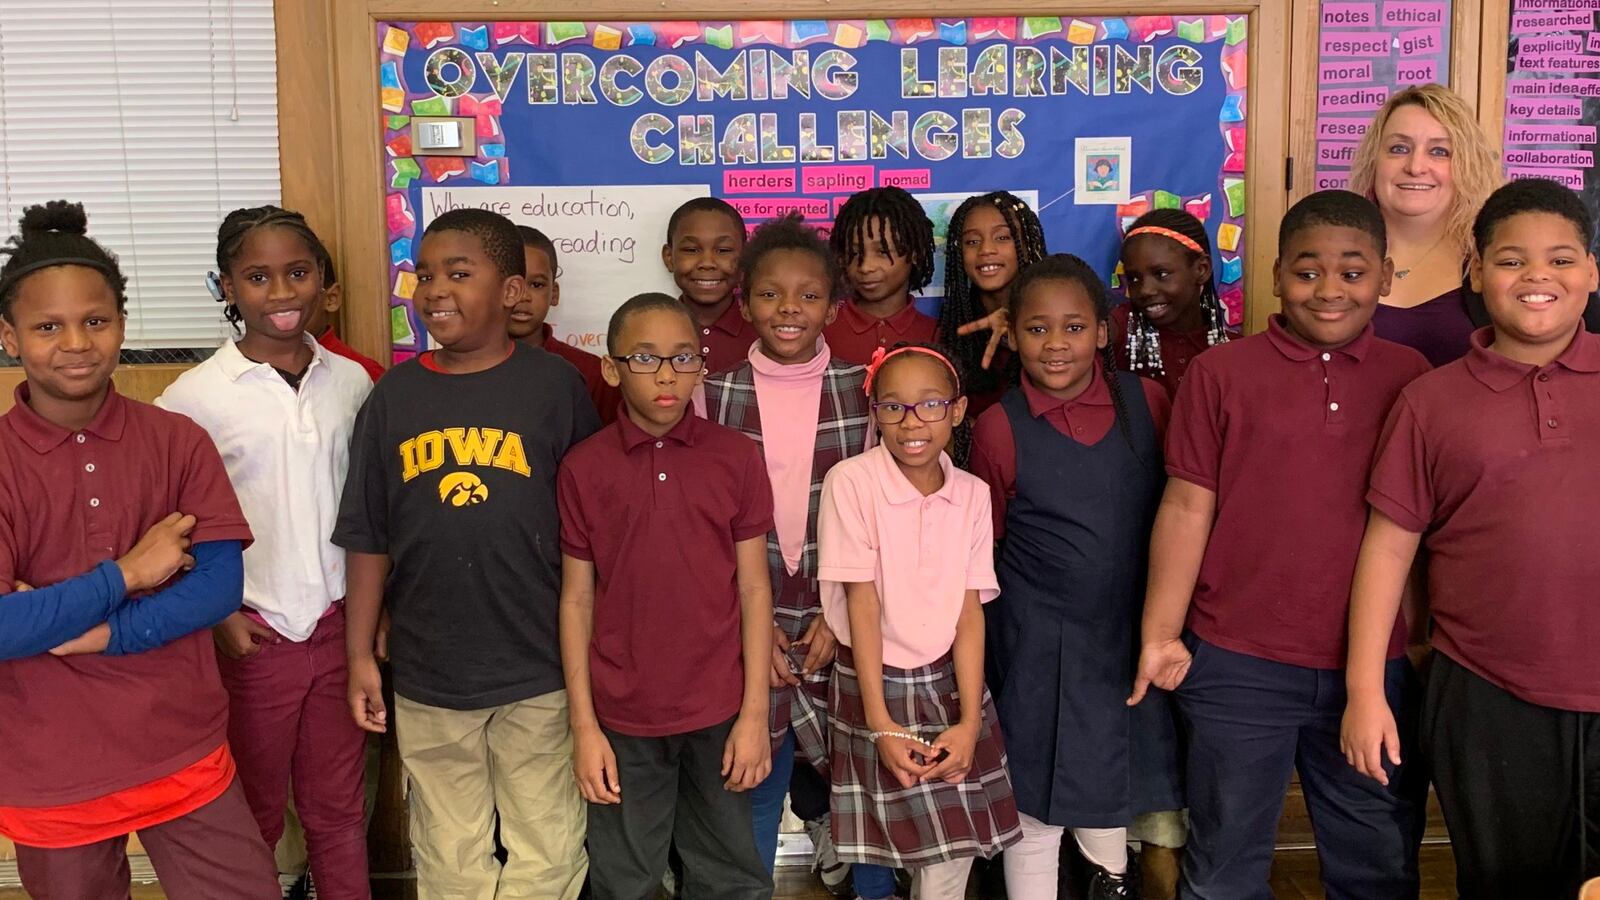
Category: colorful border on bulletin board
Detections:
[{"x1": 376, "y1": 18, "x2": 1250, "y2": 361}]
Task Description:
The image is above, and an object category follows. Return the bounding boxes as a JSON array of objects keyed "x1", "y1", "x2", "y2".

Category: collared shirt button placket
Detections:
[
  {"x1": 1532, "y1": 368, "x2": 1564, "y2": 440},
  {"x1": 918, "y1": 498, "x2": 939, "y2": 571},
  {"x1": 1319, "y1": 355, "x2": 1345, "y2": 424}
]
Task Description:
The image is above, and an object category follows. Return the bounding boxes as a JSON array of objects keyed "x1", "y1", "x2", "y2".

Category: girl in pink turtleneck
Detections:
[{"x1": 699, "y1": 213, "x2": 875, "y2": 894}]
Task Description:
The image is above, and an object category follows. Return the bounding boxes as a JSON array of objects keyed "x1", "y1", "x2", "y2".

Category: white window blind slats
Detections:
[{"x1": 0, "y1": 0, "x2": 281, "y2": 350}]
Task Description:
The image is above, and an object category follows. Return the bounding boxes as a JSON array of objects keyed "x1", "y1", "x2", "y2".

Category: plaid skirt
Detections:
[
  {"x1": 828, "y1": 647, "x2": 1021, "y2": 868},
  {"x1": 771, "y1": 646, "x2": 832, "y2": 775},
  {"x1": 770, "y1": 576, "x2": 832, "y2": 776}
]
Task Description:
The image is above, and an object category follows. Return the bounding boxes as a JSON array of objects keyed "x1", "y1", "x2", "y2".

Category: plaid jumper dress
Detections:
[{"x1": 703, "y1": 359, "x2": 871, "y2": 776}]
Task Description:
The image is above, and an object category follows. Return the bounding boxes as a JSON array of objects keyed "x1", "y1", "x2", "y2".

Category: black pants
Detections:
[
  {"x1": 588, "y1": 716, "x2": 772, "y2": 900},
  {"x1": 788, "y1": 756, "x2": 830, "y2": 822},
  {"x1": 1422, "y1": 652, "x2": 1600, "y2": 899},
  {"x1": 1175, "y1": 635, "x2": 1422, "y2": 900}
]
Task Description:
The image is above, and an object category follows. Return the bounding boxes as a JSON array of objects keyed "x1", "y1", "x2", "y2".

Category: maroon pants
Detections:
[
  {"x1": 218, "y1": 605, "x2": 371, "y2": 900},
  {"x1": 14, "y1": 777, "x2": 278, "y2": 900}
]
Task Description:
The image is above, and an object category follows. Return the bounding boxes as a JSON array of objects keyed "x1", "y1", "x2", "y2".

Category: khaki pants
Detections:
[{"x1": 396, "y1": 691, "x2": 587, "y2": 900}]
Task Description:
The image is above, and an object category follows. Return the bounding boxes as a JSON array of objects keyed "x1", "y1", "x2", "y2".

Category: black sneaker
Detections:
[{"x1": 1088, "y1": 866, "x2": 1135, "y2": 900}]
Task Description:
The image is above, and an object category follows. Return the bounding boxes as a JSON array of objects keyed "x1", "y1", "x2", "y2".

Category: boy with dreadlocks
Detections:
[
  {"x1": 971, "y1": 254, "x2": 1180, "y2": 900},
  {"x1": 0, "y1": 201, "x2": 279, "y2": 897},
  {"x1": 158, "y1": 206, "x2": 375, "y2": 899},
  {"x1": 825, "y1": 187, "x2": 939, "y2": 365},
  {"x1": 937, "y1": 192, "x2": 1048, "y2": 467},
  {"x1": 1116, "y1": 209, "x2": 1236, "y2": 399}
]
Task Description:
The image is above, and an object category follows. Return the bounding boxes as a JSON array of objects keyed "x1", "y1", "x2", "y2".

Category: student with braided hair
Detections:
[
  {"x1": 0, "y1": 200, "x2": 279, "y2": 898},
  {"x1": 970, "y1": 255, "x2": 1180, "y2": 900},
  {"x1": 825, "y1": 187, "x2": 939, "y2": 365},
  {"x1": 936, "y1": 192, "x2": 1048, "y2": 466},
  {"x1": 158, "y1": 206, "x2": 375, "y2": 898},
  {"x1": 1116, "y1": 209, "x2": 1237, "y2": 399}
]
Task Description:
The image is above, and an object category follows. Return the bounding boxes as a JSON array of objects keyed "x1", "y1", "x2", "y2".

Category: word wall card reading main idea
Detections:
[
  {"x1": 1504, "y1": 0, "x2": 1600, "y2": 247},
  {"x1": 1315, "y1": 0, "x2": 1452, "y2": 190},
  {"x1": 377, "y1": 18, "x2": 1251, "y2": 361}
]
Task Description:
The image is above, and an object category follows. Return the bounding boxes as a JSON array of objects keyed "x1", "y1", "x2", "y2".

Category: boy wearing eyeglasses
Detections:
[
  {"x1": 334, "y1": 209, "x2": 599, "y2": 898},
  {"x1": 557, "y1": 292, "x2": 777, "y2": 900}
]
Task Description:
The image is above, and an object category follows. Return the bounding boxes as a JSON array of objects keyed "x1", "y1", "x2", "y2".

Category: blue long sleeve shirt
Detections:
[
  {"x1": 0, "y1": 540, "x2": 244, "y2": 660},
  {"x1": 0, "y1": 560, "x2": 125, "y2": 661},
  {"x1": 106, "y1": 540, "x2": 244, "y2": 656}
]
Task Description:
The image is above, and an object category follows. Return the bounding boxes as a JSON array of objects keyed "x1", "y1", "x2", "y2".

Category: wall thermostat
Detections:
[{"x1": 411, "y1": 116, "x2": 477, "y2": 156}]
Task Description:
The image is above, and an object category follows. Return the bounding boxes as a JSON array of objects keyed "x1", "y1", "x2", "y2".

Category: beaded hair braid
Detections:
[{"x1": 1120, "y1": 209, "x2": 1230, "y2": 377}]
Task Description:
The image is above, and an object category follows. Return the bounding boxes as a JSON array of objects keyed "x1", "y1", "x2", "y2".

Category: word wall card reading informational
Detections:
[{"x1": 1504, "y1": 0, "x2": 1600, "y2": 250}]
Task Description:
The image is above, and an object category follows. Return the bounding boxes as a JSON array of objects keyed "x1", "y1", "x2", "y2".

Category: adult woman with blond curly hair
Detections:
[{"x1": 1348, "y1": 83, "x2": 1501, "y2": 366}]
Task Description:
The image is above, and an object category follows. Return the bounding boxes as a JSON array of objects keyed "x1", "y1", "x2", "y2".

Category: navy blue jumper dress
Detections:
[{"x1": 990, "y1": 373, "x2": 1183, "y2": 827}]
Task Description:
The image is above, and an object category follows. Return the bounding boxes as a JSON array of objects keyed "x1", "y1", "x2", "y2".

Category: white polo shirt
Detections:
[{"x1": 157, "y1": 336, "x2": 372, "y2": 640}]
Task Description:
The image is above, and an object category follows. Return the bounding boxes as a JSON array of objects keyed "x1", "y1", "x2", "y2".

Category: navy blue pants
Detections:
[{"x1": 1174, "y1": 634, "x2": 1421, "y2": 900}]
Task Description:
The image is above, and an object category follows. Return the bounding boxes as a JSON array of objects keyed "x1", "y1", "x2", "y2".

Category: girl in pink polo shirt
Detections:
[{"x1": 817, "y1": 344, "x2": 1020, "y2": 900}]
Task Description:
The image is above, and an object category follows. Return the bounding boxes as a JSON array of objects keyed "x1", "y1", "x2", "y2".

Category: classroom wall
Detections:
[
  {"x1": 0, "y1": 0, "x2": 1510, "y2": 874},
  {"x1": 0, "y1": 0, "x2": 1511, "y2": 404}
]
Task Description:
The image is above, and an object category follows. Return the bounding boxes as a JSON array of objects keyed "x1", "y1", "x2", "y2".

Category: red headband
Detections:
[
  {"x1": 864, "y1": 345, "x2": 961, "y2": 396},
  {"x1": 1126, "y1": 225, "x2": 1205, "y2": 255}
]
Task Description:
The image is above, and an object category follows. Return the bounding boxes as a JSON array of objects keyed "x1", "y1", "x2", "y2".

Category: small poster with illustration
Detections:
[{"x1": 1075, "y1": 137, "x2": 1133, "y2": 204}]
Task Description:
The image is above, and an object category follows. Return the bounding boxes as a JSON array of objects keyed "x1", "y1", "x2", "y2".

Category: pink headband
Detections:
[
  {"x1": 863, "y1": 345, "x2": 961, "y2": 397},
  {"x1": 1126, "y1": 225, "x2": 1205, "y2": 255}
]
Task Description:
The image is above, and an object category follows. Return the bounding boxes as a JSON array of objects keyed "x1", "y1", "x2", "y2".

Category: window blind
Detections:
[{"x1": 0, "y1": 0, "x2": 281, "y2": 351}]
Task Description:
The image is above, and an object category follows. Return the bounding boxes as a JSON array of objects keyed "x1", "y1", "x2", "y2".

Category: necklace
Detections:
[{"x1": 1394, "y1": 234, "x2": 1448, "y2": 280}]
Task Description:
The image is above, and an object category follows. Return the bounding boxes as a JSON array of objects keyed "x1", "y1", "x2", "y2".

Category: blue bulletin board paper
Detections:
[{"x1": 377, "y1": 17, "x2": 1250, "y2": 358}]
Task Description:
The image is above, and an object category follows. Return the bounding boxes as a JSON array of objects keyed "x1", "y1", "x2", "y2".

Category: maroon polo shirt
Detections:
[
  {"x1": 1111, "y1": 303, "x2": 1240, "y2": 398},
  {"x1": 1165, "y1": 316, "x2": 1430, "y2": 669},
  {"x1": 971, "y1": 364, "x2": 1170, "y2": 537},
  {"x1": 540, "y1": 324, "x2": 621, "y2": 425},
  {"x1": 1369, "y1": 327, "x2": 1600, "y2": 711},
  {"x1": 0, "y1": 384, "x2": 252, "y2": 806},
  {"x1": 690, "y1": 299, "x2": 759, "y2": 376},
  {"x1": 824, "y1": 299, "x2": 940, "y2": 366},
  {"x1": 557, "y1": 411, "x2": 774, "y2": 736}
]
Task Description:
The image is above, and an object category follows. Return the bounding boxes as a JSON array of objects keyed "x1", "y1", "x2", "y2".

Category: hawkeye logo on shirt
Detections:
[{"x1": 399, "y1": 428, "x2": 531, "y2": 507}]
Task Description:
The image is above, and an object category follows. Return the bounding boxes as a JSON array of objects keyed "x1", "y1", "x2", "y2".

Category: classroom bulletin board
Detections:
[{"x1": 374, "y1": 17, "x2": 1251, "y2": 361}]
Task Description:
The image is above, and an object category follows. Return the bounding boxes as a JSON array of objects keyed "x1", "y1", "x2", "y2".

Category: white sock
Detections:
[{"x1": 1073, "y1": 826, "x2": 1129, "y2": 875}]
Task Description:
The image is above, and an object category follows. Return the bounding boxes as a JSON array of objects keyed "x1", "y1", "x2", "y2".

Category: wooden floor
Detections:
[
  {"x1": 764, "y1": 847, "x2": 1458, "y2": 899},
  {"x1": 0, "y1": 846, "x2": 1457, "y2": 899}
]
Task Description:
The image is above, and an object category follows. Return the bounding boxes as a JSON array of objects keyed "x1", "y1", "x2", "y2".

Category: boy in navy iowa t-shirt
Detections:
[{"x1": 335, "y1": 209, "x2": 598, "y2": 899}]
